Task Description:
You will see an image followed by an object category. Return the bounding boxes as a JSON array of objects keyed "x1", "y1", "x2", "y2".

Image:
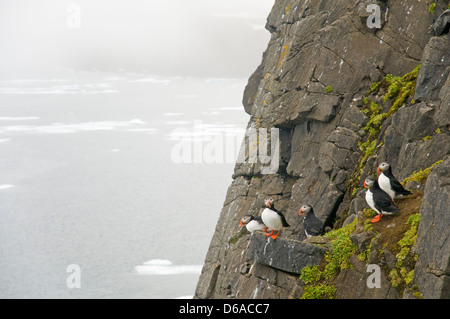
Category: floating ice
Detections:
[
  {"x1": 0, "y1": 184, "x2": 14, "y2": 190},
  {"x1": 144, "y1": 259, "x2": 173, "y2": 266},
  {"x1": 135, "y1": 259, "x2": 202, "y2": 276}
]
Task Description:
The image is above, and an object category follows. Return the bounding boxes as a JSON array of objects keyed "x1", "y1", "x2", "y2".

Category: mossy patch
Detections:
[
  {"x1": 299, "y1": 219, "x2": 358, "y2": 299},
  {"x1": 429, "y1": 2, "x2": 436, "y2": 13},
  {"x1": 401, "y1": 160, "x2": 443, "y2": 186},
  {"x1": 388, "y1": 213, "x2": 421, "y2": 293},
  {"x1": 301, "y1": 284, "x2": 336, "y2": 299}
]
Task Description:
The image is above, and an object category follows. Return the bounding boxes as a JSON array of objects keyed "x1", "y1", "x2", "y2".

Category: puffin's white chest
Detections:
[
  {"x1": 246, "y1": 220, "x2": 266, "y2": 233},
  {"x1": 378, "y1": 173, "x2": 395, "y2": 199},
  {"x1": 261, "y1": 208, "x2": 283, "y2": 230},
  {"x1": 365, "y1": 189, "x2": 380, "y2": 215}
]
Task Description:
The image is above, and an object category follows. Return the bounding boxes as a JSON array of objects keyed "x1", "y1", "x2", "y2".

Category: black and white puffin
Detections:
[
  {"x1": 377, "y1": 162, "x2": 412, "y2": 200},
  {"x1": 261, "y1": 198, "x2": 289, "y2": 240},
  {"x1": 298, "y1": 205, "x2": 323, "y2": 238},
  {"x1": 364, "y1": 176, "x2": 400, "y2": 223},
  {"x1": 239, "y1": 215, "x2": 268, "y2": 233}
]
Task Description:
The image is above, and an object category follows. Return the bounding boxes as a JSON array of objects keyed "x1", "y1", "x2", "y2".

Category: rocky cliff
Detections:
[{"x1": 195, "y1": 0, "x2": 450, "y2": 299}]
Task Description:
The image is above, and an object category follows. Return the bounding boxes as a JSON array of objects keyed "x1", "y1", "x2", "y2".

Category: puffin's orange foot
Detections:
[
  {"x1": 371, "y1": 214, "x2": 383, "y2": 223},
  {"x1": 263, "y1": 227, "x2": 268, "y2": 233},
  {"x1": 265, "y1": 230, "x2": 274, "y2": 237},
  {"x1": 271, "y1": 231, "x2": 280, "y2": 240}
]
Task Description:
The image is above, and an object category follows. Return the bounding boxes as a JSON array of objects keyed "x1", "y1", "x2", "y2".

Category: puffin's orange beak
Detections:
[
  {"x1": 298, "y1": 209, "x2": 304, "y2": 216},
  {"x1": 377, "y1": 166, "x2": 381, "y2": 174},
  {"x1": 363, "y1": 181, "x2": 368, "y2": 188},
  {"x1": 239, "y1": 220, "x2": 244, "y2": 226},
  {"x1": 267, "y1": 203, "x2": 272, "y2": 208}
]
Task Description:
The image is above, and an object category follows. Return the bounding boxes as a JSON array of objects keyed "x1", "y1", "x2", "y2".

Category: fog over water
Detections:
[{"x1": 0, "y1": 0, "x2": 273, "y2": 77}]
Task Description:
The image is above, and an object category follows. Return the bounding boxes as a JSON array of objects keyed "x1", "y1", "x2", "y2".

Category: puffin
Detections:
[
  {"x1": 239, "y1": 215, "x2": 268, "y2": 233},
  {"x1": 377, "y1": 162, "x2": 412, "y2": 200},
  {"x1": 261, "y1": 198, "x2": 289, "y2": 240},
  {"x1": 364, "y1": 176, "x2": 400, "y2": 223},
  {"x1": 298, "y1": 205, "x2": 323, "y2": 238}
]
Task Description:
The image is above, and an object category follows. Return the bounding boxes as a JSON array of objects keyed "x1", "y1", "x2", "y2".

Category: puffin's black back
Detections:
[
  {"x1": 252, "y1": 216, "x2": 263, "y2": 222},
  {"x1": 304, "y1": 208, "x2": 323, "y2": 236},
  {"x1": 371, "y1": 180, "x2": 400, "y2": 212},
  {"x1": 384, "y1": 166, "x2": 412, "y2": 195}
]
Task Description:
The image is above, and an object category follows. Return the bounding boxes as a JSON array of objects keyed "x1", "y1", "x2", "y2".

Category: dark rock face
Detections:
[
  {"x1": 415, "y1": 34, "x2": 450, "y2": 102},
  {"x1": 195, "y1": 0, "x2": 450, "y2": 299},
  {"x1": 247, "y1": 233, "x2": 326, "y2": 274},
  {"x1": 430, "y1": 9, "x2": 450, "y2": 36},
  {"x1": 414, "y1": 158, "x2": 450, "y2": 299}
]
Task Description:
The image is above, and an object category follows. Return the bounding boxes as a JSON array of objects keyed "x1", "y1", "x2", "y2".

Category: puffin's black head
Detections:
[
  {"x1": 240, "y1": 215, "x2": 253, "y2": 226},
  {"x1": 264, "y1": 198, "x2": 274, "y2": 209},
  {"x1": 364, "y1": 176, "x2": 375, "y2": 188},
  {"x1": 298, "y1": 204, "x2": 312, "y2": 216},
  {"x1": 377, "y1": 162, "x2": 390, "y2": 174}
]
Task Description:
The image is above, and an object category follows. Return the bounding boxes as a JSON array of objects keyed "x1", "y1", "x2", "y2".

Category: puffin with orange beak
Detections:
[
  {"x1": 377, "y1": 162, "x2": 411, "y2": 200},
  {"x1": 261, "y1": 198, "x2": 289, "y2": 240},
  {"x1": 364, "y1": 176, "x2": 400, "y2": 223},
  {"x1": 239, "y1": 215, "x2": 268, "y2": 233},
  {"x1": 298, "y1": 205, "x2": 323, "y2": 238}
]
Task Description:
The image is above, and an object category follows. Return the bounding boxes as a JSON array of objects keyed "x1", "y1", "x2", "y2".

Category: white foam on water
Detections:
[
  {"x1": 0, "y1": 138, "x2": 11, "y2": 143},
  {"x1": 175, "y1": 295, "x2": 194, "y2": 299},
  {"x1": 135, "y1": 259, "x2": 202, "y2": 276},
  {"x1": 0, "y1": 184, "x2": 14, "y2": 190}
]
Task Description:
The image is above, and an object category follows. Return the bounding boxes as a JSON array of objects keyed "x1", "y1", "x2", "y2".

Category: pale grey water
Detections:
[{"x1": 0, "y1": 70, "x2": 248, "y2": 298}]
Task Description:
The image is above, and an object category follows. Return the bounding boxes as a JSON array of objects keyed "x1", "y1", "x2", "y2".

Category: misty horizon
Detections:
[{"x1": 0, "y1": 0, "x2": 274, "y2": 78}]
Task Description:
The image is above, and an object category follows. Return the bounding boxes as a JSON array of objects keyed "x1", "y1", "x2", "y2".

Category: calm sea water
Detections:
[{"x1": 0, "y1": 70, "x2": 248, "y2": 298}]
